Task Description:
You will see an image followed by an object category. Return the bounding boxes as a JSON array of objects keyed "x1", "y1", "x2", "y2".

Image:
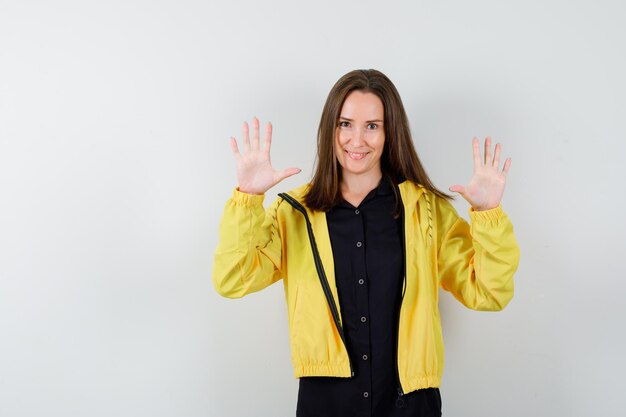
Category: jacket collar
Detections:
[{"x1": 284, "y1": 180, "x2": 425, "y2": 209}]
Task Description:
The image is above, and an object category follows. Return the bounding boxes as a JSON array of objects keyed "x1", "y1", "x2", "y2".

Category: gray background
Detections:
[{"x1": 1, "y1": 0, "x2": 624, "y2": 416}]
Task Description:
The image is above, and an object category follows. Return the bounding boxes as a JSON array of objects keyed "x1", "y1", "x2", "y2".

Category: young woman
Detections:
[{"x1": 213, "y1": 69, "x2": 520, "y2": 417}]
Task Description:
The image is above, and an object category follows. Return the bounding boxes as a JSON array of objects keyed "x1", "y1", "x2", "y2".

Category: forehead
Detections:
[{"x1": 340, "y1": 90, "x2": 384, "y2": 119}]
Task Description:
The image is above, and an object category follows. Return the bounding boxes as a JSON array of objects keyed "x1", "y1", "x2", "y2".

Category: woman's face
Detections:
[{"x1": 335, "y1": 90, "x2": 385, "y2": 179}]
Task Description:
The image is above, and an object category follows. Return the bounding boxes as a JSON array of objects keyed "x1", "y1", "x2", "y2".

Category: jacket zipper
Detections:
[
  {"x1": 394, "y1": 183, "x2": 407, "y2": 406},
  {"x1": 278, "y1": 193, "x2": 354, "y2": 377}
]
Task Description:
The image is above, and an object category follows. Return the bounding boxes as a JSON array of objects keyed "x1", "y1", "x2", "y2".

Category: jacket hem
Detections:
[
  {"x1": 293, "y1": 362, "x2": 352, "y2": 378},
  {"x1": 403, "y1": 375, "x2": 441, "y2": 393}
]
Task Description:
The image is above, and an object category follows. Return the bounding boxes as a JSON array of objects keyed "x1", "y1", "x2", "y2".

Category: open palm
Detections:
[
  {"x1": 230, "y1": 117, "x2": 301, "y2": 195},
  {"x1": 449, "y1": 137, "x2": 511, "y2": 211}
]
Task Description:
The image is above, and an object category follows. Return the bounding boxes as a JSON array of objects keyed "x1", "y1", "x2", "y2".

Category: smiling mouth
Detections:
[{"x1": 345, "y1": 150, "x2": 369, "y2": 160}]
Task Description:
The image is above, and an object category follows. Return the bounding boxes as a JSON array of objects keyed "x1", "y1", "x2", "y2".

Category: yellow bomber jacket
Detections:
[{"x1": 213, "y1": 181, "x2": 520, "y2": 394}]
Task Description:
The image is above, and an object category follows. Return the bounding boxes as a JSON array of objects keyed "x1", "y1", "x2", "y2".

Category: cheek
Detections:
[
  {"x1": 372, "y1": 133, "x2": 385, "y2": 152},
  {"x1": 335, "y1": 129, "x2": 348, "y2": 144},
  {"x1": 334, "y1": 134, "x2": 345, "y2": 162},
  {"x1": 335, "y1": 131, "x2": 351, "y2": 156}
]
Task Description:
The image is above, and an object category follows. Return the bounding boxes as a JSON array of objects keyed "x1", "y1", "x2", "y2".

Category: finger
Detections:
[
  {"x1": 276, "y1": 167, "x2": 302, "y2": 182},
  {"x1": 242, "y1": 121, "x2": 250, "y2": 152},
  {"x1": 263, "y1": 122, "x2": 272, "y2": 152},
  {"x1": 501, "y1": 158, "x2": 512, "y2": 177},
  {"x1": 230, "y1": 137, "x2": 240, "y2": 159},
  {"x1": 251, "y1": 117, "x2": 260, "y2": 150},
  {"x1": 493, "y1": 142, "x2": 501, "y2": 169},
  {"x1": 484, "y1": 136, "x2": 492, "y2": 165},
  {"x1": 472, "y1": 137, "x2": 481, "y2": 171}
]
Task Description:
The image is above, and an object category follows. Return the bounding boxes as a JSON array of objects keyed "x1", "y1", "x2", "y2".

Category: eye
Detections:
[
  {"x1": 367, "y1": 123, "x2": 378, "y2": 130},
  {"x1": 338, "y1": 120, "x2": 350, "y2": 128}
]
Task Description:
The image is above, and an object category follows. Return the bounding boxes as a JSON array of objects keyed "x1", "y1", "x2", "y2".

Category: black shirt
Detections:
[{"x1": 296, "y1": 178, "x2": 442, "y2": 417}]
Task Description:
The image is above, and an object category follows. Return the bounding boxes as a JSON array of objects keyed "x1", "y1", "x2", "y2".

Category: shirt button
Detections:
[
  {"x1": 355, "y1": 209, "x2": 360, "y2": 215},
  {"x1": 356, "y1": 241, "x2": 362, "y2": 248},
  {"x1": 363, "y1": 391, "x2": 369, "y2": 398},
  {"x1": 361, "y1": 316, "x2": 367, "y2": 323},
  {"x1": 362, "y1": 354, "x2": 368, "y2": 360},
  {"x1": 358, "y1": 279, "x2": 365, "y2": 285}
]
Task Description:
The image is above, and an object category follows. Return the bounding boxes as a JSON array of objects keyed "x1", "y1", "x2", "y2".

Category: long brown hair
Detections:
[{"x1": 304, "y1": 69, "x2": 451, "y2": 211}]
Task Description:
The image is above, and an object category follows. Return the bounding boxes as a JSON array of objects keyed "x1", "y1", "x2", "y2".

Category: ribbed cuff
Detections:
[
  {"x1": 231, "y1": 187, "x2": 265, "y2": 207},
  {"x1": 469, "y1": 204, "x2": 504, "y2": 223}
]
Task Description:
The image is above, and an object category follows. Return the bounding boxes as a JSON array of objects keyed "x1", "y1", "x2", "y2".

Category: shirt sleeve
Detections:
[
  {"x1": 212, "y1": 188, "x2": 284, "y2": 298},
  {"x1": 436, "y1": 198, "x2": 520, "y2": 311}
]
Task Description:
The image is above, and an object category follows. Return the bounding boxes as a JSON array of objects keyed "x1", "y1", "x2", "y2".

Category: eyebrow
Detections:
[{"x1": 338, "y1": 117, "x2": 384, "y2": 123}]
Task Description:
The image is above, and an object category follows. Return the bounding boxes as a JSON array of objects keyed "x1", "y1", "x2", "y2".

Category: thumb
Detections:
[
  {"x1": 448, "y1": 185, "x2": 465, "y2": 195},
  {"x1": 277, "y1": 167, "x2": 302, "y2": 181}
]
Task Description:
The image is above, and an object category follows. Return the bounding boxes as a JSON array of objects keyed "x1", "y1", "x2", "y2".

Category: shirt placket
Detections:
[{"x1": 353, "y1": 206, "x2": 372, "y2": 415}]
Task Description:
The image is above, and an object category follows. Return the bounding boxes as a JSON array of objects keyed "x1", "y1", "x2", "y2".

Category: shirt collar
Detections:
[{"x1": 376, "y1": 175, "x2": 393, "y2": 196}]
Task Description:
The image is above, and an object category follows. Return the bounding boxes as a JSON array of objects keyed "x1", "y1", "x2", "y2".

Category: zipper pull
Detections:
[{"x1": 395, "y1": 387, "x2": 405, "y2": 408}]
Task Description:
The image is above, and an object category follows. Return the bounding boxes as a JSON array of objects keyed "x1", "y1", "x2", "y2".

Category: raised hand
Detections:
[
  {"x1": 449, "y1": 137, "x2": 511, "y2": 211},
  {"x1": 230, "y1": 117, "x2": 301, "y2": 195}
]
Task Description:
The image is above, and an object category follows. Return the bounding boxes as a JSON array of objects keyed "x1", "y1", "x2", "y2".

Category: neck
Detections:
[{"x1": 340, "y1": 169, "x2": 383, "y2": 197}]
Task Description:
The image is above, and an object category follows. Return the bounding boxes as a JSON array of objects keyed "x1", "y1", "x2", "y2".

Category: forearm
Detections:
[
  {"x1": 212, "y1": 189, "x2": 282, "y2": 298},
  {"x1": 439, "y1": 205, "x2": 520, "y2": 311}
]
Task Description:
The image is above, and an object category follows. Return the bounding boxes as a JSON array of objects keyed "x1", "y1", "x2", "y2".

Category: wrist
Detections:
[
  {"x1": 237, "y1": 186, "x2": 265, "y2": 195},
  {"x1": 472, "y1": 204, "x2": 497, "y2": 212}
]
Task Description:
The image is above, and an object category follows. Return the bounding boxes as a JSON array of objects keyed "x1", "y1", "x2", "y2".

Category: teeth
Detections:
[{"x1": 347, "y1": 151, "x2": 367, "y2": 159}]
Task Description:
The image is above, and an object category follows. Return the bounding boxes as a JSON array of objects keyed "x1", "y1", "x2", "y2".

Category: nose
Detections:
[{"x1": 350, "y1": 126, "x2": 366, "y2": 146}]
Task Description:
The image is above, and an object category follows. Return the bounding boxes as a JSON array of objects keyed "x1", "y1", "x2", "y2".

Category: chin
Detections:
[{"x1": 343, "y1": 165, "x2": 373, "y2": 176}]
